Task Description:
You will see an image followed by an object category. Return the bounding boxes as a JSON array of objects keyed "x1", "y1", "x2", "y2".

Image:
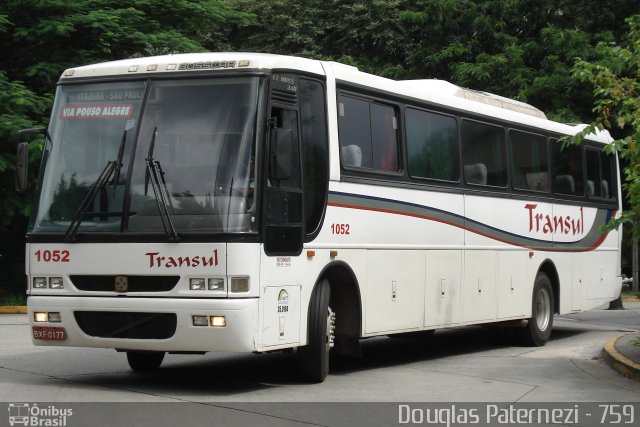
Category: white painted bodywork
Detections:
[{"x1": 28, "y1": 53, "x2": 622, "y2": 353}]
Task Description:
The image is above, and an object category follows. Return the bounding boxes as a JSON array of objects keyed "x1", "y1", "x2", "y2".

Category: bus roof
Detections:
[
  {"x1": 60, "y1": 52, "x2": 611, "y2": 144},
  {"x1": 61, "y1": 52, "x2": 327, "y2": 79}
]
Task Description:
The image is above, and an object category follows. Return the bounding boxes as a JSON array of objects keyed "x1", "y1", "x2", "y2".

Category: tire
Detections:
[
  {"x1": 297, "y1": 279, "x2": 335, "y2": 382},
  {"x1": 521, "y1": 272, "x2": 554, "y2": 346},
  {"x1": 126, "y1": 351, "x2": 165, "y2": 372}
]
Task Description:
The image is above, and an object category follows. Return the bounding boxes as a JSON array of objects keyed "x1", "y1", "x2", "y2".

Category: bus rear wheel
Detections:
[
  {"x1": 126, "y1": 351, "x2": 165, "y2": 372},
  {"x1": 297, "y1": 279, "x2": 335, "y2": 382},
  {"x1": 521, "y1": 272, "x2": 554, "y2": 346}
]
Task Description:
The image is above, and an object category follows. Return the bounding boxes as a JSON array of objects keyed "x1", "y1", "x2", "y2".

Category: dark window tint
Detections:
[
  {"x1": 551, "y1": 140, "x2": 583, "y2": 196},
  {"x1": 338, "y1": 94, "x2": 399, "y2": 172},
  {"x1": 461, "y1": 120, "x2": 507, "y2": 187},
  {"x1": 601, "y1": 151, "x2": 615, "y2": 199},
  {"x1": 270, "y1": 107, "x2": 301, "y2": 189},
  {"x1": 299, "y1": 78, "x2": 328, "y2": 235},
  {"x1": 510, "y1": 130, "x2": 549, "y2": 192},
  {"x1": 406, "y1": 108, "x2": 459, "y2": 181},
  {"x1": 586, "y1": 147, "x2": 615, "y2": 199},
  {"x1": 371, "y1": 103, "x2": 399, "y2": 171}
]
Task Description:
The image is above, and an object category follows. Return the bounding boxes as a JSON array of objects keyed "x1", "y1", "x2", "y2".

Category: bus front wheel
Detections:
[
  {"x1": 126, "y1": 351, "x2": 165, "y2": 372},
  {"x1": 521, "y1": 272, "x2": 554, "y2": 346},
  {"x1": 297, "y1": 279, "x2": 335, "y2": 382}
]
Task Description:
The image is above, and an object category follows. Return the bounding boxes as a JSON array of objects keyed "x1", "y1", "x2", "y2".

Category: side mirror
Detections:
[
  {"x1": 15, "y1": 141, "x2": 29, "y2": 193},
  {"x1": 15, "y1": 128, "x2": 46, "y2": 193},
  {"x1": 268, "y1": 128, "x2": 293, "y2": 181}
]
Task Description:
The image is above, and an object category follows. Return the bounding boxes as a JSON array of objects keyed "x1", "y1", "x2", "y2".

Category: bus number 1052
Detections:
[
  {"x1": 331, "y1": 223, "x2": 350, "y2": 235},
  {"x1": 34, "y1": 249, "x2": 70, "y2": 263}
]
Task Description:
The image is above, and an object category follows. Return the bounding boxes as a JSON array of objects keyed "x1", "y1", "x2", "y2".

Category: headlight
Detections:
[
  {"x1": 208, "y1": 278, "x2": 225, "y2": 291},
  {"x1": 189, "y1": 278, "x2": 206, "y2": 291},
  {"x1": 49, "y1": 277, "x2": 64, "y2": 289},
  {"x1": 33, "y1": 277, "x2": 47, "y2": 289}
]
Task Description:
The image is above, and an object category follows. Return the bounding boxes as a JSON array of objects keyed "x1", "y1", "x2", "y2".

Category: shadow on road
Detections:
[{"x1": 69, "y1": 324, "x2": 590, "y2": 396}]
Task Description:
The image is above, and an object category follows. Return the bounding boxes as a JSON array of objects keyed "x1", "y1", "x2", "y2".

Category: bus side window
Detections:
[
  {"x1": 405, "y1": 108, "x2": 459, "y2": 182},
  {"x1": 370, "y1": 103, "x2": 398, "y2": 172},
  {"x1": 461, "y1": 120, "x2": 507, "y2": 187},
  {"x1": 551, "y1": 140, "x2": 583, "y2": 196},
  {"x1": 338, "y1": 94, "x2": 399, "y2": 173},
  {"x1": 338, "y1": 95, "x2": 372, "y2": 168},
  {"x1": 509, "y1": 130, "x2": 549, "y2": 192},
  {"x1": 586, "y1": 147, "x2": 615, "y2": 200}
]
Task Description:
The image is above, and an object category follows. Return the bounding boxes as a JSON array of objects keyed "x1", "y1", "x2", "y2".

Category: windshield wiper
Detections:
[
  {"x1": 111, "y1": 129, "x2": 128, "y2": 193},
  {"x1": 64, "y1": 160, "x2": 117, "y2": 241},
  {"x1": 64, "y1": 129, "x2": 128, "y2": 241},
  {"x1": 145, "y1": 127, "x2": 179, "y2": 241}
]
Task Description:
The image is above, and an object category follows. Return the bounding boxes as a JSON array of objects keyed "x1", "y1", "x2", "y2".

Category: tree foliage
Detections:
[
  {"x1": 569, "y1": 15, "x2": 640, "y2": 236},
  {"x1": 0, "y1": 0, "x2": 250, "y2": 228}
]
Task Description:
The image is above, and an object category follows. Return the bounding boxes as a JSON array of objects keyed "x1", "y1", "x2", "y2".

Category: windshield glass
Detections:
[{"x1": 31, "y1": 77, "x2": 261, "y2": 236}]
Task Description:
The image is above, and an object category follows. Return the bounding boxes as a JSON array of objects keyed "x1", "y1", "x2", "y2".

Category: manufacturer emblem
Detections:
[{"x1": 115, "y1": 275, "x2": 128, "y2": 293}]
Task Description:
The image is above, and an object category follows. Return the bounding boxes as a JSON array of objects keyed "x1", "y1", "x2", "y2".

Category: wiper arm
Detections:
[
  {"x1": 65, "y1": 160, "x2": 117, "y2": 241},
  {"x1": 65, "y1": 128, "x2": 130, "y2": 241},
  {"x1": 145, "y1": 127, "x2": 179, "y2": 241},
  {"x1": 111, "y1": 129, "x2": 128, "y2": 194}
]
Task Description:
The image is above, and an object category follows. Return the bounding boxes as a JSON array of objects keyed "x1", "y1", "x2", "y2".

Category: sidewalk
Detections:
[
  {"x1": 603, "y1": 332, "x2": 640, "y2": 382},
  {"x1": 0, "y1": 306, "x2": 26, "y2": 314},
  {"x1": 601, "y1": 296, "x2": 640, "y2": 381}
]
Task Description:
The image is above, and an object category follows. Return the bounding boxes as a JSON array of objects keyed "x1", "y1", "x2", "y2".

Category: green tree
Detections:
[
  {"x1": 400, "y1": 0, "x2": 635, "y2": 122},
  {"x1": 569, "y1": 15, "x2": 640, "y2": 289},
  {"x1": 0, "y1": 0, "x2": 250, "y2": 227},
  {"x1": 226, "y1": 0, "x2": 410, "y2": 77}
]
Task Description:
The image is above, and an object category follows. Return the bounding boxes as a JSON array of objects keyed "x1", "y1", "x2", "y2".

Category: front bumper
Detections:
[{"x1": 27, "y1": 296, "x2": 259, "y2": 353}]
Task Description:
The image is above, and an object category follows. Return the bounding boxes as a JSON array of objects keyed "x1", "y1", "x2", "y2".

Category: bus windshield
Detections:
[{"x1": 30, "y1": 77, "x2": 262, "y2": 237}]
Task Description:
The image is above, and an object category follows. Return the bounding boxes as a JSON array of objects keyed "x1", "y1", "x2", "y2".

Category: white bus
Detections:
[{"x1": 17, "y1": 53, "x2": 622, "y2": 382}]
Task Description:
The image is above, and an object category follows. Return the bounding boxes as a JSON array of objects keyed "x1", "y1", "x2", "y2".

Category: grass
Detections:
[
  {"x1": 622, "y1": 290, "x2": 640, "y2": 298},
  {"x1": 0, "y1": 292, "x2": 26, "y2": 306}
]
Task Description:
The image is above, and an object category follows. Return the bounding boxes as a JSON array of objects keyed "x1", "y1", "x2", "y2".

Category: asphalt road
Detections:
[{"x1": 1, "y1": 303, "x2": 639, "y2": 426}]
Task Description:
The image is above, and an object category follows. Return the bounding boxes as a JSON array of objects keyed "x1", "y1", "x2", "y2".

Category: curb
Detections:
[
  {"x1": 622, "y1": 297, "x2": 640, "y2": 302},
  {"x1": 603, "y1": 333, "x2": 640, "y2": 382},
  {"x1": 0, "y1": 306, "x2": 27, "y2": 314}
]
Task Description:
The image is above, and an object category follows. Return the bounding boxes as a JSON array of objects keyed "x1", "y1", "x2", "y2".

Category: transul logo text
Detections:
[
  {"x1": 145, "y1": 250, "x2": 219, "y2": 268},
  {"x1": 524, "y1": 204, "x2": 584, "y2": 235}
]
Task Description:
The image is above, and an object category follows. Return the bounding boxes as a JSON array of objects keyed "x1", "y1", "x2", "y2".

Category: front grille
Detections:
[
  {"x1": 70, "y1": 275, "x2": 179, "y2": 292},
  {"x1": 74, "y1": 311, "x2": 177, "y2": 339}
]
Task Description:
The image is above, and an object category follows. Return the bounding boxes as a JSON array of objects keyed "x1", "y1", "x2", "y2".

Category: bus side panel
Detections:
[
  {"x1": 364, "y1": 250, "x2": 425, "y2": 334},
  {"x1": 424, "y1": 250, "x2": 462, "y2": 327},
  {"x1": 497, "y1": 251, "x2": 529, "y2": 319},
  {"x1": 462, "y1": 250, "x2": 497, "y2": 322}
]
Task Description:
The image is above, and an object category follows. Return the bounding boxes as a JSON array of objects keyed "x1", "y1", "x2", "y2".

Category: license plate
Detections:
[{"x1": 32, "y1": 326, "x2": 67, "y2": 341}]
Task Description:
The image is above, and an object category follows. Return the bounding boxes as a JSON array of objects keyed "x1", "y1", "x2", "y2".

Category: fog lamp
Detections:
[
  {"x1": 192, "y1": 315, "x2": 209, "y2": 327},
  {"x1": 48, "y1": 312, "x2": 62, "y2": 323},
  {"x1": 210, "y1": 316, "x2": 226, "y2": 327},
  {"x1": 34, "y1": 312, "x2": 48, "y2": 323}
]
